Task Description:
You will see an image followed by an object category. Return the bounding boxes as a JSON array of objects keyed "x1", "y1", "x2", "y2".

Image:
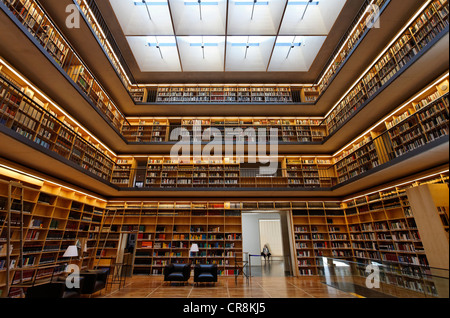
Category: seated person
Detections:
[{"x1": 261, "y1": 244, "x2": 271, "y2": 261}]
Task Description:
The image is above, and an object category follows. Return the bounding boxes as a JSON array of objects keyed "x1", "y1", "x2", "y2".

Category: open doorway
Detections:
[{"x1": 242, "y1": 211, "x2": 294, "y2": 277}]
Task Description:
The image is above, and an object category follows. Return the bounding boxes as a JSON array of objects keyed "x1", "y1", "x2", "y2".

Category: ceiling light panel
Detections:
[
  {"x1": 127, "y1": 36, "x2": 182, "y2": 71},
  {"x1": 279, "y1": 0, "x2": 347, "y2": 35},
  {"x1": 110, "y1": 0, "x2": 174, "y2": 35},
  {"x1": 226, "y1": 36, "x2": 275, "y2": 71},
  {"x1": 177, "y1": 36, "x2": 226, "y2": 71},
  {"x1": 227, "y1": 0, "x2": 288, "y2": 35},
  {"x1": 267, "y1": 35, "x2": 326, "y2": 71},
  {"x1": 169, "y1": 0, "x2": 227, "y2": 35},
  {"x1": 109, "y1": 0, "x2": 348, "y2": 72}
]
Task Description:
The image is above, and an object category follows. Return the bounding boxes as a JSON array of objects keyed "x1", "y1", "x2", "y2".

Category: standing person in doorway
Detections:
[{"x1": 261, "y1": 244, "x2": 271, "y2": 261}]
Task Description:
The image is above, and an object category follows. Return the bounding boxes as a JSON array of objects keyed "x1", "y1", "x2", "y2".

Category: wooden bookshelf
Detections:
[
  {"x1": 318, "y1": 0, "x2": 389, "y2": 94},
  {"x1": 325, "y1": 0, "x2": 449, "y2": 134},
  {"x1": 121, "y1": 119, "x2": 170, "y2": 143},
  {"x1": 343, "y1": 184, "x2": 444, "y2": 297},
  {"x1": 0, "y1": 176, "x2": 105, "y2": 298},
  {"x1": 121, "y1": 117, "x2": 328, "y2": 143},
  {"x1": 150, "y1": 85, "x2": 293, "y2": 104},
  {"x1": 1, "y1": 0, "x2": 126, "y2": 131},
  {"x1": 73, "y1": 0, "x2": 130, "y2": 89},
  {"x1": 1, "y1": 166, "x2": 448, "y2": 296},
  {"x1": 0, "y1": 66, "x2": 115, "y2": 182},
  {"x1": 111, "y1": 158, "x2": 136, "y2": 188},
  {"x1": 285, "y1": 157, "x2": 336, "y2": 188},
  {"x1": 292, "y1": 201, "x2": 351, "y2": 276},
  {"x1": 100, "y1": 201, "x2": 242, "y2": 277}
]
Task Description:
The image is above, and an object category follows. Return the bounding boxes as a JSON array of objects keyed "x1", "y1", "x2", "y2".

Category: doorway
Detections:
[{"x1": 242, "y1": 211, "x2": 294, "y2": 277}]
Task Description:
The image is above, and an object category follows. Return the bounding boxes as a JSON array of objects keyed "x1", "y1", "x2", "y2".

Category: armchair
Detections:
[
  {"x1": 25, "y1": 276, "x2": 85, "y2": 298},
  {"x1": 79, "y1": 268, "x2": 109, "y2": 296},
  {"x1": 194, "y1": 264, "x2": 218, "y2": 285},
  {"x1": 164, "y1": 264, "x2": 191, "y2": 284}
]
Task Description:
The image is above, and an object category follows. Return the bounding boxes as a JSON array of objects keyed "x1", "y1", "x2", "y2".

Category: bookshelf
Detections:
[
  {"x1": 284, "y1": 157, "x2": 336, "y2": 188},
  {"x1": 73, "y1": 0, "x2": 130, "y2": 90},
  {"x1": 0, "y1": 64, "x2": 116, "y2": 182},
  {"x1": 343, "y1": 185, "x2": 443, "y2": 296},
  {"x1": 301, "y1": 87, "x2": 320, "y2": 103},
  {"x1": 318, "y1": 0, "x2": 389, "y2": 94},
  {"x1": 325, "y1": 0, "x2": 449, "y2": 134},
  {"x1": 137, "y1": 85, "x2": 296, "y2": 104},
  {"x1": 292, "y1": 201, "x2": 351, "y2": 276},
  {"x1": 121, "y1": 117, "x2": 328, "y2": 143},
  {"x1": 101, "y1": 201, "x2": 243, "y2": 277},
  {"x1": 0, "y1": 0, "x2": 127, "y2": 132},
  {"x1": 0, "y1": 176, "x2": 105, "y2": 298},
  {"x1": 111, "y1": 158, "x2": 136, "y2": 188},
  {"x1": 0, "y1": 166, "x2": 448, "y2": 297},
  {"x1": 121, "y1": 119, "x2": 170, "y2": 143}
]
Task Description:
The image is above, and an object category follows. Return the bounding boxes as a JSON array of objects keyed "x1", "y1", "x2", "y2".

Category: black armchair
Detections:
[
  {"x1": 164, "y1": 264, "x2": 191, "y2": 284},
  {"x1": 79, "y1": 268, "x2": 109, "y2": 296},
  {"x1": 25, "y1": 276, "x2": 85, "y2": 298},
  {"x1": 194, "y1": 264, "x2": 218, "y2": 285}
]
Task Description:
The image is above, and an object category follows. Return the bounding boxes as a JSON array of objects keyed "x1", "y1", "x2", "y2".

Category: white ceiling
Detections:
[{"x1": 109, "y1": 0, "x2": 346, "y2": 72}]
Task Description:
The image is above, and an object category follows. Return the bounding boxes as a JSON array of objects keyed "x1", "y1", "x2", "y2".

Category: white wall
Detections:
[{"x1": 242, "y1": 212, "x2": 281, "y2": 266}]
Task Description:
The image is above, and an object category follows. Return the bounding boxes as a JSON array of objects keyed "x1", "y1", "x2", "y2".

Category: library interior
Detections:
[{"x1": 0, "y1": 0, "x2": 449, "y2": 301}]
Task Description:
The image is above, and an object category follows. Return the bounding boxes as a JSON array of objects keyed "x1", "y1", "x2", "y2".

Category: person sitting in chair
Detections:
[{"x1": 261, "y1": 244, "x2": 271, "y2": 261}]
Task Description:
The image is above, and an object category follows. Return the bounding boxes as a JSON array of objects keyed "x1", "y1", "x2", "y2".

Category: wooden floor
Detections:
[{"x1": 93, "y1": 276, "x2": 361, "y2": 299}]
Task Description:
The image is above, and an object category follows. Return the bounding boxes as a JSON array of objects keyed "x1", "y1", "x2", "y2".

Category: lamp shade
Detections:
[
  {"x1": 63, "y1": 245, "x2": 78, "y2": 257},
  {"x1": 190, "y1": 243, "x2": 199, "y2": 253}
]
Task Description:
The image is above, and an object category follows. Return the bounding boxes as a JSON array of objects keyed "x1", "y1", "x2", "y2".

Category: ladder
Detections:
[
  {"x1": 3, "y1": 181, "x2": 24, "y2": 298},
  {"x1": 94, "y1": 208, "x2": 119, "y2": 269}
]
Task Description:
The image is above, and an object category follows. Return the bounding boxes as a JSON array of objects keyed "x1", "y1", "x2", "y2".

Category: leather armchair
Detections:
[
  {"x1": 79, "y1": 268, "x2": 109, "y2": 295},
  {"x1": 25, "y1": 276, "x2": 85, "y2": 298},
  {"x1": 194, "y1": 264, "x2": 218, "y2": 285},
  {"x1": 164, "y1": 264, "x2": 191, "y2": 283}
]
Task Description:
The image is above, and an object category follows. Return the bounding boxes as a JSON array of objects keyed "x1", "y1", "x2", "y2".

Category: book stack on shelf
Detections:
[
  {"x1": 154, "y1": 86, "x2": 293, "y2": 104},
  {"x1": 384, "y1": 79, "x2": 449, "y2": 158},
  {"x1": 334, "y1": 135, "x2": 380, "y2": 184},
  {"x1": 111, "y1": 158, "x2": 135, "y2": 187},
  {"x1": 121, "y1": 119, "x2": 169, "y2": 143},
  {"x1": 74, "y1": 0, "x2": 129, "y2": 88},
  {"x1": 99, "y1": 201, "x2": 242, "y2": 276},
  {"x1": 0, "y1": 178, "x2": 105, "y2": 297},
  {"x1": 2, "y1": 0, "x2": 69, "y2": 67},
  {"x1": 318, "y1": 0, "x2": 389, "y2": 93},
  {"x1": 119, "y1": 117, "x2": 328, "y2": 144},
  {"x1": 325, "y1": 0, "x2": 449, "y2": 134},
  {"x1": 301, "y1": 87, "x2": 320, "y2": 103},
  {"x1": 0, "y1": 72, "x2": 116, "y2": 182},
  {"x1": 1, "y1": 0, "x2": 126, "y2": 131},
  {"x1": 291, "y1": 202, "x2": 352, "y2": 276},
  {"x1": 343, "y1": 186, "x2": 439, "y2": 297}
]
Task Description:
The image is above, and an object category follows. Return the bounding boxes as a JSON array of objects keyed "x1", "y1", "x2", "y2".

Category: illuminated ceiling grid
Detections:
[{"x1": 109, "y1": 0, "x2": 347, "y2": 72}]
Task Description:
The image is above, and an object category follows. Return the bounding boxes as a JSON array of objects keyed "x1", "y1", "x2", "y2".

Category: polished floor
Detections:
[{"x1": 96, "y1": 275, "x2": 359, "y2": 299}]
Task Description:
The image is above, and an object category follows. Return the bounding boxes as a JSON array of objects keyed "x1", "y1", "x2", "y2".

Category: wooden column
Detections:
[{"x1": 406, "y1": 184, "x2": 449, "y2": 297}]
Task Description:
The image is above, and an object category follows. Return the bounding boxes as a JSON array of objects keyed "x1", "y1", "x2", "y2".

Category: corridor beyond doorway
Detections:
[{"x1": 242, "y1": 211, "x2": 294, "y2": 277}]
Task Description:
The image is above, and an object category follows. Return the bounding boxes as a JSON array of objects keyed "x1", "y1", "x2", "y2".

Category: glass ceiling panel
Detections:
[
  {"x1": 226, "y1": 36, "x2": 275, "y2": 71},
  {"x1": 279, "y1": 0, "x2": 347, "y2": 35},
  {"x1": 127, "y1": 36, "x2": 182, "y2": 71},
  {"x1": 267, "y1": 36, "x2": 326, "y2": 71},
  {"x1": 109, "y1": 0, "x2": 174, "y2": 35},
  {"x1": 177, "y1": 36, "x2": 226, "y2": 71},
  {"x1": 169, "y1": 0, "x2": 227, "y2": 35},
  {"x1": 227, "y1": 0, "x2": 287, "y2": 35},
  {"x1": 109, "y1": 0, "x2": 348, "y2": 72}
]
